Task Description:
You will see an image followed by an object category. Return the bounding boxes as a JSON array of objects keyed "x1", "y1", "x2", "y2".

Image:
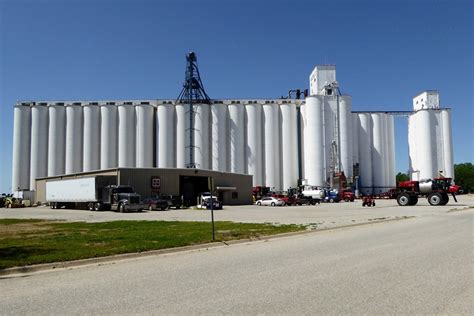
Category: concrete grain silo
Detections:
[
  {"x1": 100, "y1": 103, "x2": 118, "y2": 169},
  {"x1": 29, "y1": 104, "x2": 49, "y2": 190},
  {"x1": 12, "y1": 104, "x2": 31, "y2": 191},
  {"x1": 47, "y1": 104, "x2": 66, "y2": 176},
  {"x1": 117, "y1": 103, "x2": 136, "y2": 168},
  {"x1": 65, "y1": 104, "x2": 83, "y2": 174},
  {"x1": 245, "y1": 102, "x2": 262, "y2": 185},
  {"x1": 82, "y1": 104, "x2": 101, "y2": 172},
  {"x1": 136, "y1": 103, "x2": 154, "y2": 168}
]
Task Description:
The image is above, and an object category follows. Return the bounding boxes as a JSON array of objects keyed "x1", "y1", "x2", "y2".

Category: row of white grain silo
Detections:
[
  {"x1": 301, "y1": 95, "x2": 353, "y2": 187},
  {"x1": 352, "y1": 112, "x2": 396, "y2": 195},
  {"x1": 408, "y1": 108, "x2": 453, "y2": 180},
  {"x1": 11, "y1": 100, "x2": 302, "y2": 192},
  {"x1": 195, "y1": 100, "x2": 299, "y2": 190}
]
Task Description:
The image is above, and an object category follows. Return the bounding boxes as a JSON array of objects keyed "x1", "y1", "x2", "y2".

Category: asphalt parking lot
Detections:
[{"x1": 1, "y1": 194, "x2": 473, "y2": 229}]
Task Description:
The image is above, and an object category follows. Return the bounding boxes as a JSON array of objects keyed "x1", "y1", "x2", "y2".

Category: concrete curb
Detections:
[{"x1": 0, "y1": 216, "x2": 414, "y2": 278}]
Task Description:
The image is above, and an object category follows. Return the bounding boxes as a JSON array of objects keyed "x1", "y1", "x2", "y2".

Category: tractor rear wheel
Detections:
[
  {"x1": 397, "y1": 192, "x2": 411, "y2": 206},
  {"x1": 428, "y1": 192, "x2": 442, "y2": 206}
]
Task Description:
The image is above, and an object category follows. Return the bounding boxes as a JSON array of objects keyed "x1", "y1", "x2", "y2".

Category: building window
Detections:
[{"x1": 232, "y1": 192, "x2": 238, "y2": 199}]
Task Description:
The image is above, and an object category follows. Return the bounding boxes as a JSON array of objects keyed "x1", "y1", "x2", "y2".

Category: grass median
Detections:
[{"x1": 0, "y1": 219, "x2": 305, "y2": 269}]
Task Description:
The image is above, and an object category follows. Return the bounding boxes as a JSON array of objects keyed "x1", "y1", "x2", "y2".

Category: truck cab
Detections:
[{"x1": 102, "y1": 185, "x2": 142, "y2": 212}]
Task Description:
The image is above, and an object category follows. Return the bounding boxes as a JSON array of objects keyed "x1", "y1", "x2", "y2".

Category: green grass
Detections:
[{"x1": 0, "y1": 219, "x2": 305, "y2": 269}]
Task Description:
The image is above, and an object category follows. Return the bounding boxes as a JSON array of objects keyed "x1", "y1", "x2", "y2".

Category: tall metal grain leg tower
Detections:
[{"x1": 176, "y1": 52, "x2": 211, "y2": 168}]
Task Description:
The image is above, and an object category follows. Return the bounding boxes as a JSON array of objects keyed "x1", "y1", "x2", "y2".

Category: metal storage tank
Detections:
[
  {"x1": 280, "y1": 103, "x2": 298, "y2": 189},
  {"x1": 416, "y1": 110, "x2": 434, "y2": 179},
  {"x1": 157, "y1": 103, "x2": 175, "y2": 168},
  {"x1": 304, "y1": 96, "x2": 324, "y2": 187},
  {"x1": 351, "y1": 113, "x2": 360, "y2": 165},
  {"x1": 263, "y1": 103, "x2": 281, "y2": 190},
  {"x1": 339, "y1": 96, "x2": 353, "y2": 178},
  {"x1": 358, "y1": 113, "x2": 373, "y2": 195},
  {"x1": 100, "y1": 104, "x2": 118, "y2": 169},
  {"x1": 65, "y1": 104, "x2": 83, "y2": 174},
  {"x1": 371, "y1": 113, "x2": 385, "y2": 194},
  {"x1": 245, "y1": 103, "x2": 263, "y2": 185},
  {"x1": 12, "y1": 105, "x2": 31, "y2": 191},
  {"x1": 30, "y1": 104, "x2": 49, "y2": 190},
  {"x1": 441, "y1": 109, "x2": 454, "y2": 178},
  {"x1": 117, "y1": 104, "x2": 136, "y2": 168},
  {"x1": 211, "y1": 104, "x2": 228, "y2": 172},
  {"x1": 387, "y1": 114, "x2": 396, "y2": 187},
  {"x1": 175, "y1": 103, "x2": 186, "y2": 168},
  {"x1": 47, "y1": 105, "x2": 66, "y2": 176},
  {"x1": 228, "y1": 103, "x2": 245, "y2": 174},
  {"x1": 136, "y1": 104, "x2": 154, "y2": 168},
  {"x1": 194, "y1": 104, "x2": 210, "y2": 169},
  {"x1": 82, "y1": 104, "x2": 100, "y2": 172}
]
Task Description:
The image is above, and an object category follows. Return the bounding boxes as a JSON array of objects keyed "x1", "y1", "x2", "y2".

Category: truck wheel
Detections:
[
  {"x1": 88, "y1": 203, "x2": 95, "y2": 211},
  {"x1": 440, "y1": 193, "x2": 449, "y2": 205},
  {"x1": 397, "y1": 193, "x2": 411, "y2": 206},
  {"x1": 94, "y1": 203, "x2": 102, "y2": 211},
  {"x1": 50, "y1": 202, "x2": 56, "y2": 209},
  {"x1": 428, "y1": 193, "x2": 442, "y2": 206},
  {"x1": 408, "y1": 194, "x2": 418, "y2": 206},
  {"x1": 118, "y1": 203, "x2": 125, "y2": 213}
]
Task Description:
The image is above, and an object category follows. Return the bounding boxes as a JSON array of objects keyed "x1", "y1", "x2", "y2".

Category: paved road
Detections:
[
  {"x1": 1, "y1": 195, "x2": 473, "y2": 229},
  {"x1": 1, "y1": 209, "x2": 472, "y2": 314}
]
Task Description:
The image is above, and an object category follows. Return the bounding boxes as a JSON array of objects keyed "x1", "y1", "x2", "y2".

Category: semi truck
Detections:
[{"x1": 46, "y1": 176, "x2": 143, "y2": 212}]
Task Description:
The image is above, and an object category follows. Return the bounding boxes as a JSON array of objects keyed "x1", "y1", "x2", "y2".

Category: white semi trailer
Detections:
[{"x1": 46, "y1": 176, "x2": 143, "y2": 212}]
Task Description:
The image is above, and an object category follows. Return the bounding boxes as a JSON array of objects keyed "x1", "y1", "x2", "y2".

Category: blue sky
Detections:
[{"x1": 0, "y1": 0, "x2": 472, "y2": 193}]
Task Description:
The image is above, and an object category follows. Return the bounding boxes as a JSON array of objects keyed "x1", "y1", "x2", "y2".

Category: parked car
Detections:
[
  {"x1": 255, "y1": 196, "x2": 285, "y2": 206},
  {"x1": 143, "y1": 196, "x2": 169, "y2": 211},
  {"x1": 161, "y1": 195, "x2": 183, "y2": 209}
]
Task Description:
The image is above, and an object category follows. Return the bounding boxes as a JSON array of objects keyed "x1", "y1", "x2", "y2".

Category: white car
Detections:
[{"x1": 255, "y1": 196, "x2": 285, "y2": 206}]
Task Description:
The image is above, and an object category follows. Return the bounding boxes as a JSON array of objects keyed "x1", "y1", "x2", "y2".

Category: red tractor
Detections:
[{"x1": 395, "y1": 178, "x2": 460, "y2": 206}]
